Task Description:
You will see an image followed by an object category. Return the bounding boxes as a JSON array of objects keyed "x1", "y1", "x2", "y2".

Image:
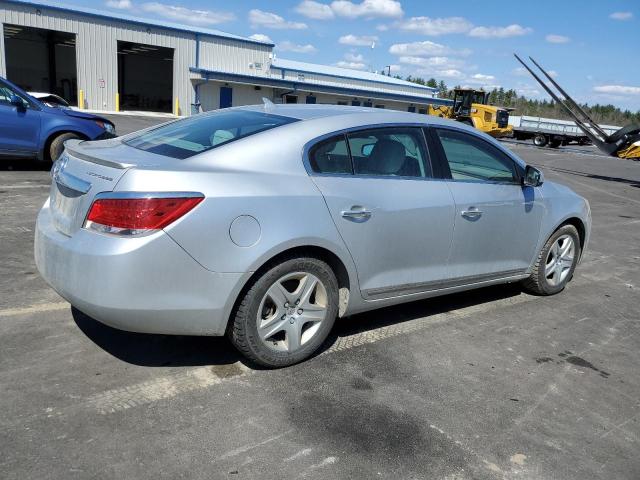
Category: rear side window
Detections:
[
  {"x1": 309, "y1": 135, "x2": 352, "y2": 174},
  {"x1": 435, "y1": 128, "x2": 518, "y2": 183},
  {"x1": 124, "y1": 110, "x2": 298, "y2": 159},
  {"x1": 348, "y1": 128, "x2": 430, "y2": 178}
]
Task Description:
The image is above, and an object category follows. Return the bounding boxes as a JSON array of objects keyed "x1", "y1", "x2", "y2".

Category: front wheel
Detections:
[
  {"x1": 49, "y1": 132, "x2": 81, "y2": 162},
  {"x1": 522, "y1": 225, "x2": 581, "y2": 295},
  {"x1": 228, "y1": 256, "x2": 339, "y2": 367}
]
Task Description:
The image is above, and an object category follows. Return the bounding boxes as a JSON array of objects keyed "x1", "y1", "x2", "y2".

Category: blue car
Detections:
[{"x1": 0, "y1": 76, "x2": 116, "y2": 162}]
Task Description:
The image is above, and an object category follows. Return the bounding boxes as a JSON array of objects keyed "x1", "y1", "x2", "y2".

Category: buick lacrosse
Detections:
[{"x1": 35, "y1": 104, "x2": 591, "y2": 367}]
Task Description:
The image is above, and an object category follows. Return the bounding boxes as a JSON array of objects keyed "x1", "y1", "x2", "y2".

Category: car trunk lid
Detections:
[{"x1": 49, "y1": 138, "x2": 168, "y2": 236}]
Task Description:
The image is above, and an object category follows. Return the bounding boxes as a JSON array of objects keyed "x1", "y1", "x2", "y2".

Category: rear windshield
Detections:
[{"x1": 124, "y1": 110, "x2": 298, "y2": 159}]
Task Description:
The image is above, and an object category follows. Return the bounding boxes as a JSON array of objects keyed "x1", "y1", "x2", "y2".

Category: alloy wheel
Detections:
[
  {"x1": 256, "y1": 272, "x2": 328, "y2": 353},
  {"x1": 545, "y1": 234, "x2": 575, "y2": 287}
]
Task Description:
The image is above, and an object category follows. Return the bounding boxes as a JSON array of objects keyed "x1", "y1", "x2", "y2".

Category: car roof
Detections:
[{"x1": 236, "y1": 103, "x2": 458, "y2": 127}]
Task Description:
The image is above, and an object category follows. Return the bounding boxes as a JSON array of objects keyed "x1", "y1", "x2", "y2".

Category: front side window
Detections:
[
  {"x1": 435, "y1": 128, "x2": 518, "y2": 183},
  {"x1": 348, "y1": 128, "x2": 430, "y2": 178},
  {"x1": 124, "y1": 110, "x2": 298, "y2": 159},
  {"x1": 0, "y1": 81, "x2": 30, "y2": 108}
]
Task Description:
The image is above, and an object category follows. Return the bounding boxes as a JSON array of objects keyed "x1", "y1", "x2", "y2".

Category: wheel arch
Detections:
[
  {"x1": 224, "y1": 243, "x2": 357, "y2": 335},
  {"x1": 42, "y1": 130, "x2": 89, "y2": 161},
  {"x1": 557, "y1": 216, "x2": 586, "y2": 251}
]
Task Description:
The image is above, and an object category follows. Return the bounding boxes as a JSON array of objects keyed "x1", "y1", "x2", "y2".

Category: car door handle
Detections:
[
  {"x1": 461, "y1": 207, "x2": 483, "y2": 219},
  {"x1": 341, "y1": 206, "x2": 372, "y2": 221}
]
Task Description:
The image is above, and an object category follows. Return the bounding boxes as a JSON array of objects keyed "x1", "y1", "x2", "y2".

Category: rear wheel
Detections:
[
  {"x1": 49, "y1": 132, "x2": 81, "y2": 162},
  {"x1": 522, "y1": 225, "x2": 581, "y2": 295},
  {"x1": 549, "y1": 138, "x2": 562, "y2": 148},
  {"x1": 228, "y1": 256, "x2": 339, "y2": 367},
  {"x1": 533, "y1": 134, "x2": 548, "y2": 147}
]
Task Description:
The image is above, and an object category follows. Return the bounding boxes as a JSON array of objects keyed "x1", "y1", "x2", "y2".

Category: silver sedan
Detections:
[{"x1": 35, "y1": 105, "x2": 591, "y2": 367}]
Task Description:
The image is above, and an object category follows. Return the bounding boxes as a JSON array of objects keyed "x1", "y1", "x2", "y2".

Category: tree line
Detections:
[{"x1": 399, "y1": 75, "x2": 640, "y2": 126}]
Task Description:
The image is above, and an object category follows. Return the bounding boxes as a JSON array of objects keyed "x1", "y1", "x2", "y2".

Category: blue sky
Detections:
[{"x1": 79, "y1": 0, "x2": 639, "y2": 110}]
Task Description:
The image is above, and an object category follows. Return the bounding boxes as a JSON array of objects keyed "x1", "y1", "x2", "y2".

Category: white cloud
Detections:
[
  {"x1": 469, "y1": 73, "x2": 495, "y2": 82},
  {"x1": 249, "y1": 33, "x2": 273, "y2": 43},
  {"x1": 388, "y1": 64, "x2": 401, "y2": 72},
  {"x1": 512, "y1": 66, "x2": 527, "y2": 76},
  {"x1": 609, "y1": 11, "x2": 633, "y2": 21},
  {"x1": 277, "y1": 41, "x2": 317, "y2": 53},
  {"x1": 105, "y1": 0, "x2": 132, "y2": 9},
  {"x1": 546, "y1": 34, "x2": 570, "y2": 43},
  {"x1": 389, "y1": 40, "x2": 471, "y2": 57},
  {"x1": 141, "y1": 2, "x2": 235, "y2": 25},
  {"x1": 416, "y1": 68, "x2": 464, "y2": 79},
  {"x1": 468, "y1": 24, "x2": 532, "y2": 39},
  {"x1": 334, "y1": 60, "x2": 367, "y2": 70},
  {"x1": 295, "y1": 0, "x2": 335, "y2": 19},
  {"x1": 376, "y1": 24, "x2": 389, "y2": 31},
  {"x1": 398, "y1": 16, "x2": 473, "y2": 36},
  {"x1": 330, "y1": 0, "x2": 403, "y2": 19},
  {"x1": 593, "y1": 85, "x2": 640, "y2": 95},
  {"x1": 344, "y1": 52, "x2": 364, "y2": 62},
  {"x1": 249, "y1": 9, "x2": 308, "y2": 30},
  {"x1": 398, "y1": 56, "x2": 463, "y2": 69},
  {"x1": 339, "y1": 34, "x2": 378, "y2": 46}
]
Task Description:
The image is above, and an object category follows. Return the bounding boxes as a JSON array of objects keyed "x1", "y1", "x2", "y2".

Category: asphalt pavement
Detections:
[{"x1": 1, "y1": 118, "x2": 639, "y2": 479}]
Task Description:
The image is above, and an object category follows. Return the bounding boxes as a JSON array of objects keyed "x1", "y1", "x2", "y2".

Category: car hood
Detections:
[{"x1": 61, "y1": 108, "x2": 112, "y2": 124}]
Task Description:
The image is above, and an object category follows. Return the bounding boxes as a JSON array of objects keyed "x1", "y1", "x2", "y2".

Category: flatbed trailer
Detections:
[{"x1": 510, "y1": 115, "x2": 619, "y2": 148}]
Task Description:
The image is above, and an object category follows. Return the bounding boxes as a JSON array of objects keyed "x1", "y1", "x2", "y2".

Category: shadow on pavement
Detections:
[
  {"x1": 327, "y1": 283, "x2": 523, "y2": 343},
  {"x1": 72, "y1": 307, "x2": 243, "y2": 368},
  {"x1": 73, "y1": 283, "x2": 524, "y2": 368},
  {"x1": 543, "y1": 165, "x2": 640, "y2": 188},
  {"x1": 0, "y1": 158, "x2": 51, "y2": 171}
]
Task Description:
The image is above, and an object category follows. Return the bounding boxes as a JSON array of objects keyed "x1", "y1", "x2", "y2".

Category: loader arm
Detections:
[{"x1": 515, "y1": 54, "x2": 640, "y2": 160}]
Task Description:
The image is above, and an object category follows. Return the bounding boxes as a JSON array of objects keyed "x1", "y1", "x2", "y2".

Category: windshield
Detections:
[{"x1": 124, "y1": 109, "x2": 298, "y2": 159}]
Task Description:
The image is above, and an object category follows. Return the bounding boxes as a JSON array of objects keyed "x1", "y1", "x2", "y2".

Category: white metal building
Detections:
[{"x1": 0, "y1": 0, "x2": 449, "y2": 116}]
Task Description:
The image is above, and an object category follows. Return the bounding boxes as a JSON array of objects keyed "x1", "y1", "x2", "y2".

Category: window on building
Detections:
[
  {"x1": 407, "y1": 106, "x2": 416, "y2": 113},
  {"x1": 337, "y1": 101, "x2": 348, "y2": 106},
  {"x1": 418, "y1": 108, "x2": 427, "y2": 114},
  {"x1": 285, "y1": 95, "x2": 298, "y2": 104},
  {"x1": 363, "y1": 101, "x2": 373, "y2": 107},
  {"x1": 351, "y1": 100, "x2": 361, "y2": 106},
  {"x1": 374, "y1": 104, "x2": 385, "y2": 109}
]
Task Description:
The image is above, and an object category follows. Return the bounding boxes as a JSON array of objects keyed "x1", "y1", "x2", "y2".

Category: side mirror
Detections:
[
  {"x1": 523, "y1": 165, "x2": 544, "y2": 187},
  {"x1": 10, "y1": 95, "x2": 25, "y2": 110}
]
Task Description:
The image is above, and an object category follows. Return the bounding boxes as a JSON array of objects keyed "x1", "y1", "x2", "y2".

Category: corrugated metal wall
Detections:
[
  {"x1": 0, "y1": 22, "x2": 5, "y2": 75},
  {"x1": 199, "y1": 37, "x2": 271, "y2": 76},
  {"x1": 0, "y1": 1, "x2": 197, "y2": 113}
]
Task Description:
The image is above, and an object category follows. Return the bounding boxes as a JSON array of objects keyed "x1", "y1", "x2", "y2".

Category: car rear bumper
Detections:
[{"x1": 34, "y1": 200, "x2": 246, "y2": 336}]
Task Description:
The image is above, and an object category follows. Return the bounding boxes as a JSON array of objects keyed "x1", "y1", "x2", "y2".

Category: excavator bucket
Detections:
[{"x1": 514, "y1": 54, "x2": 640, "y2": 159}]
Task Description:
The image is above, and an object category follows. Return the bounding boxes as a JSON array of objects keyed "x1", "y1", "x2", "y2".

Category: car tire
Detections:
[
  {"x1": 49, "y1": 132, "x2": 80, "y2": 162},
  {"x1": 228, "y1": 256, "x2": 339, "y2": 368},
  {"x1": 522, "y1": 224, "x2": 581, "y2": 295},
  {"x1": 533, "y1": 134, "x2": 548, "y2": 147}
]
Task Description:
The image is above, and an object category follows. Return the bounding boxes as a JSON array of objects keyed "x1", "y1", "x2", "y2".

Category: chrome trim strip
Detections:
[
  {"x1": 363, "y1": 269, "x2": 527, "y2": 300},
  {"x1": 54, "y1": 169, "x2": 91, "y2": 194},
  {"x1": 93, "y1": 191, "x2": 205, "y2": 200}
]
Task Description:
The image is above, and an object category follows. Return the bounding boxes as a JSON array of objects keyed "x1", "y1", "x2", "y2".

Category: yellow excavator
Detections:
[
  {"x1": 515, "y1": 55, "x2": 640, "y2": 160},
  {"x1": 426, "y1": 88, "x2": 513, "y2": 138}
]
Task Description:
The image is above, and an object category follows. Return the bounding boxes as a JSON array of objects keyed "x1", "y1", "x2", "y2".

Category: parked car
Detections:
[
  {"x1": 0, "y1": 76, "x2": 115, "y2": 162},
  {"x1": 35, "y1": 105, "x2": 591, "y2": 367}
]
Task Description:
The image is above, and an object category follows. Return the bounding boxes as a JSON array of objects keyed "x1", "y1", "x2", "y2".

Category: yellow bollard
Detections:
[
  {"x1": 174, "y1": 98, "x2": 179, "y2": 116},
  {"x1": 115, "y1": 93, "x2": 120, "y2": 112},
  {"x1": 78, "y1": 89, "x2": 84, "y2": 110}
]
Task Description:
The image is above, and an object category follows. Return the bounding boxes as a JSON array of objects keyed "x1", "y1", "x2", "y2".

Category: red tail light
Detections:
[{"x1": 84, "y1": 194, "x2": 203, "y2": 236}]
